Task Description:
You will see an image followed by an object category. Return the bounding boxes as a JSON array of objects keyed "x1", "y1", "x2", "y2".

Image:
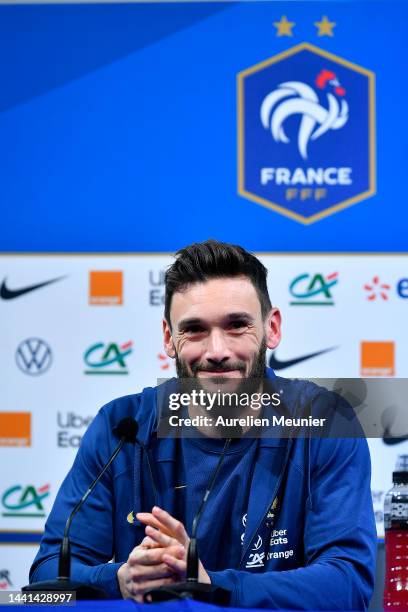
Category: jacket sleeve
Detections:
[
  {"x1": 29, "y1": 408, "x2": 123, "y2": 598},
  {"x1": 207, "y1": 436, "x2": 377, "y2": 610}
]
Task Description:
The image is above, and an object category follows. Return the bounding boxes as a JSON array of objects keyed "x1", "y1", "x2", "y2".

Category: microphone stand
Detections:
[{"x1": 23, "y1": 417, "x2": 139, "y2": 599}]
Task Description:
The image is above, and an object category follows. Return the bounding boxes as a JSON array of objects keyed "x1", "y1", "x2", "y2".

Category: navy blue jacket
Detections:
[{"x1": 30, "y1": 373, "x2": 376, "y2": 609}]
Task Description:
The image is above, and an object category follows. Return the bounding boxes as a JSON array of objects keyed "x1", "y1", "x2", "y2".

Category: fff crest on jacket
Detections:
[{"x1": 237, "y1": 43, "x2": 376, "y2": 224}]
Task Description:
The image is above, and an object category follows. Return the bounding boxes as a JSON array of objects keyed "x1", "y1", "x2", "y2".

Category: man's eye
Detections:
[
  {"x1": 185, "y1": 326, "x2": 205, "y2": 334},
  {"x1": 229, "y1": 321, "x2": 247, "y2": 330}
]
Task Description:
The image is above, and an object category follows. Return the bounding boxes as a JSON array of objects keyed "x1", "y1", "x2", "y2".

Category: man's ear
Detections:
[
  {"x1": 265, "y1": 307, "x2": 282, "y2": 350},
  {"x1": 163, "y1": 318, "x2": 176, "y2": 358}
]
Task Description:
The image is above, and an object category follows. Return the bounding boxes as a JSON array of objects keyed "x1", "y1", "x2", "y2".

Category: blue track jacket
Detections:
[{"x1": 30, "y1": 372, "x2": 376, "y2": 609}]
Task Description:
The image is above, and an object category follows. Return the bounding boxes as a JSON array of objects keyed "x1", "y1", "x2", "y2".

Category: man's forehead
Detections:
[{"x1": 170, "y1": 276, "x2": 262, "y2": 324}]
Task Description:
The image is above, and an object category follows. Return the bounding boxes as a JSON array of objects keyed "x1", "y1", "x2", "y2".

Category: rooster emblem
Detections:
[{"x1": 260, "y1": 69, "x2": 349, "y2": 159}]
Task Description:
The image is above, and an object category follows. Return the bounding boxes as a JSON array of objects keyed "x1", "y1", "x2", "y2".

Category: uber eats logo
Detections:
[
  {"x1": 149, "y1": 270, "x2": 165, "y2": 306},
  {"x1": 57, "y1": 412, "x2": 93, "y2": 448}
]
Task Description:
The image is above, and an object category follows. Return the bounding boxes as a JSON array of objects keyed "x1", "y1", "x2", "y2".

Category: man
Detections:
[{"x1": 30, "y1": 240, "x2": 376, "y2": 609}]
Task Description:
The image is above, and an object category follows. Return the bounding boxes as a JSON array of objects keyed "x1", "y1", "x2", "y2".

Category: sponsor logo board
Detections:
[
  {"x1": 149, "y1": 270, "x2": 165, "y2": 306},
  {"x1": 15, "y1": 339, "x2": 52, "y2": 376},
  {"x1": 0, "y1": 413, "x2": 31, "y2": 447},
  {"x1": 84, "y1": 341, "x2": 133, "y2": 375},
  {"x1": 361, "y1": 341, "x2": 395, "y2": 376},
  {"x1": 364, "y1": 276, "x2": 408, "y2": 300},
  {"x1": 0, "y1": 276, "x2": 65, "y2": 301},
  {"x1": 289, "y1": 272, "x2": 338, "y2": 305},
  {"x1": 364, "y1": 276, "x2": 391, "y2": 301},
  {"x1": 89, "y1": 271, "x2": 123, "y2": 305},
  {"x1": 1, "y1": 484, "x2": 50, "y2": 518},
  {"x1": 57, "y1": 412, "x2": 93, "y2": 448},
  {"x1": 268, "y1": 346, "x2": 337, "y2": 370}
]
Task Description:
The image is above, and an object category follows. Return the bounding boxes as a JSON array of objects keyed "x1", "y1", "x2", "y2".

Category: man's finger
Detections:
[
  {"x1": 140, "y1": 536, "x2": 160, "y2": 549},
  {"x1": 128, "y1": 577, "x2": 176, "y2": 602},
  {"x1": 130, "y1": 562, "x2": 174, "y2": 581},
  {"x1": 128, "y1": 543, "x2": 185, "y2": 567},
  {"x1": 151, "y1": 506, "x2": 190, "y2": 545},
  {"x1": 136, "y1": 512, "x2": 174, "y2": 537},
  {"x1": 162, "y1": 553, "x2": 187, "y2": 576},
  {"x1": 145, "y1": 525, "x2": 178, "y2": 548},
  {"x1": 128, "y1": 546, "x2": 164, "y2": 566}
]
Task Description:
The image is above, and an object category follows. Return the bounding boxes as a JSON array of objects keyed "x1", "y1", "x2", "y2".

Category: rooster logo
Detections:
[{"x1": 260, "y1": 69, "x2": 349, "y2": 159}]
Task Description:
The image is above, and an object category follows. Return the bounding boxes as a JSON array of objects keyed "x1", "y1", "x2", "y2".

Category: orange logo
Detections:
[
  {"x1": 89, "y1": 271, "x2": 123, "y2": 306},
  {"x1": 0, "y1": 412, "x2": 31, "y2": 447},
  {"x1": 360, "y1": 341, "x2": 395, "y2": 376}
]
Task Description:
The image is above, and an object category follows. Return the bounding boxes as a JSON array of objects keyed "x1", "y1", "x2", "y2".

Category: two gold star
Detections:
[{"x1": 273, "y1": 15, "x2": 336, "y2": 37}]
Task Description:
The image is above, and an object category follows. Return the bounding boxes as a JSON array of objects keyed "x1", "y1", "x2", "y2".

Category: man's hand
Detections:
[
  {"x1": 136, "y1": 506, "x2": 211, "y2": 585},
  {"x1": 117, "y1": 534, "x2": 185, "y2": 602}
]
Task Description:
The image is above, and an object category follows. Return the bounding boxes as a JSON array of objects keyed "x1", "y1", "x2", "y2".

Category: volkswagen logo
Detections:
[{"x1": 15, "y1": 338, "x2": 53, "y2": 376}]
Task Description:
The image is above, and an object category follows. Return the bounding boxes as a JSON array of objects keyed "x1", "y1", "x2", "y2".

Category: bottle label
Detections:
[{"x1": 385, "y1": 501, "x2": 408, "y2": 529}]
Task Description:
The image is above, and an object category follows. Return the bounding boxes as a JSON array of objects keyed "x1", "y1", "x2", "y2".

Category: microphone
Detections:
[
  {"x1": 23, "y1": 417, "x2": 139, "y2": 599},
  {"x1": 113, "y1": 416, "x2": 139, "y2": 442},
  {"x1": 145, "y1": 427, "x2": 243, "y2": 605}
]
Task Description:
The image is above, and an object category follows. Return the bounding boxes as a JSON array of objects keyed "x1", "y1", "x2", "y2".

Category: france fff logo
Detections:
[{"x1": 237, "y1": 43, "x2": 376, "y2": 224}]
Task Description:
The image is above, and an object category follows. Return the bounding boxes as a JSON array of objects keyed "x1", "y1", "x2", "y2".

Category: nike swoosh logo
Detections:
[
  {"x1": 0, "y1": 276, "x2": 66, "y2": 300},
  {"x1": 269, "y1": 346, "x2": 338, "y2": 370},
  {"x1": 382, "y1": 428, "x2": 408, "y2": 446}
]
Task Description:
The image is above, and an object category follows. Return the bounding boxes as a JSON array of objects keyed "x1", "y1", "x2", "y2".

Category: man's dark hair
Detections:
[{"x1": 164, "y1": 239, "x2": 272, "y2": 325}]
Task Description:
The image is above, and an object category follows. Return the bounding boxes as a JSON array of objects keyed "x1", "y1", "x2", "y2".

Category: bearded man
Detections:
[{"x1": 30, "y1": 240, "x2": 376, "y2": 609}]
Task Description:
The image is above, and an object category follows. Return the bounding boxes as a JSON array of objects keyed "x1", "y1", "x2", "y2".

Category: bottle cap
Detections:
[
  {"x1": 393, "y1": 455, "x2": 408, "y2": 483},
  {"x1": 396, "y1": 455, "x2": 408, "y2": 471}
]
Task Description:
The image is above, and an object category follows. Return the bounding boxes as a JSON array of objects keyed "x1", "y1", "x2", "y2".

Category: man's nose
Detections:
[{"x1": 204, "y1": 329, "x2": 232, "y2": 363}]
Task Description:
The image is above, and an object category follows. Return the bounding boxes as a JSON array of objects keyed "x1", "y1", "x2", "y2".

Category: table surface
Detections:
[{"x1": 0, "y1": 598, "x2": 303, "y2": 612}]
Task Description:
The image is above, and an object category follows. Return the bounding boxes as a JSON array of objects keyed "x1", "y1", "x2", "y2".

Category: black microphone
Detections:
[
  {"x1": 23, "y1": 417, "x2": 139, "y2": 599},
  {"x1": 145, "y1": 427, "x2": 243, "y2": 605},
  {"x1": 113, "y1": 416, "x2": 139, "y2": 442}
]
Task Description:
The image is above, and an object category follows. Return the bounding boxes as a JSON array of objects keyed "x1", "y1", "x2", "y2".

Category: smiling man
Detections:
[{"x1": 30, "y1": 240, "x2": 376, "y2": 609}]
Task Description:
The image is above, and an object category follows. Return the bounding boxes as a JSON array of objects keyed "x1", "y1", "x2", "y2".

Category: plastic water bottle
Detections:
[{"x1": 384, "y1": 455, "x2": 408, "y2": 610}]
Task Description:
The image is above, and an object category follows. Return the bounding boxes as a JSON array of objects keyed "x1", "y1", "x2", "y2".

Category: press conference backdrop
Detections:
[{"x1": 1, "y1": 0, "x2": 407, "y2": 592}]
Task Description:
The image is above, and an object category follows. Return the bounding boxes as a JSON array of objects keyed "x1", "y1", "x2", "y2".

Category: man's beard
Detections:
[{"x1": 175, "y1": 337, "x2": 267, "y2": 404}]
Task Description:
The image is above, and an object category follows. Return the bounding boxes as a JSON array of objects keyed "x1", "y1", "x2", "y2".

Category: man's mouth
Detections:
[{"x1": 196, "y1": 369, "x2": 243, "y2": 378}]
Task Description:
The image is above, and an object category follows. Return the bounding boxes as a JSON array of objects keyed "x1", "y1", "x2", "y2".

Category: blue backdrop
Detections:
[{"x1": 1, "y1": 1, "x2": 406, "y2": 252}]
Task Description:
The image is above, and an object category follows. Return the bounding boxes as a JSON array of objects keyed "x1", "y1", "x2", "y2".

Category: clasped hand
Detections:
[{"x1": 117, "y1": 506, "x2": 210, "y2": 601}]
